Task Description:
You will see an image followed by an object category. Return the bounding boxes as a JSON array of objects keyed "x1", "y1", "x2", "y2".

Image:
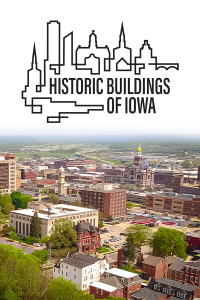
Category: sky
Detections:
[{"x1": 0, "y1": 0, "x2": 200, "y2": 136}]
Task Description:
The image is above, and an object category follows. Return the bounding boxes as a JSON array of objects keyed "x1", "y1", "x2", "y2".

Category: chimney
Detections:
[{"x1": 98, "y1": 223, "x2": 100, "y2": 233}]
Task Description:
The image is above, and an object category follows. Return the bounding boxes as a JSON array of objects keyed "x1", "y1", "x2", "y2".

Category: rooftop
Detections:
[
  {"x1": 106, "y1": 268, "x2": 138, "y2": 279},
  {"x1": 156, "y1": 277, "x2": 197, "y2": 291},
  {"x1": 186, "y1": 230, "x2": 200, "y2": 238},
  {"x1": 131, "y1": 288, "x2": 165, "y2": 300},
  {"x1": 143, "y1": 256, "x2": 163, "y2": 266},
  {"x1": 57, "y1": 253, "x2": 102, "y2": 269},
  {"x1": 10, "y1": 204, "x2": 97, "y2": 220},
  {"x1": 90, "y1": 282, "x2": 117, "y2": 293}
]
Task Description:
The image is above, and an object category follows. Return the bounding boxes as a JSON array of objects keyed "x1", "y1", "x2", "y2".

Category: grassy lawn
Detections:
[{"x1": 96, "y1": 247, "x2": 110, "y2": 253}]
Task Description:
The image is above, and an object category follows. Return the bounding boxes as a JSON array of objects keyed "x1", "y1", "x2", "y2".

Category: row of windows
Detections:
[
  {"x1": 154, "y1": 286, "x2": 186, "y2": 298},
  {"x1": 185, "y1": 274, "x2": 198, "y2": 283},
  {"x1": 186, "y1": 267, "x2": 199, "y2": 275}
]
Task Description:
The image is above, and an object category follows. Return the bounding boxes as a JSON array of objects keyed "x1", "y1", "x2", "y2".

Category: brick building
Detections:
[
  {"x1": 142, "y1": 256, "x2": 170, "y2": 280},
  {"x1": 24, "y1": 169, "x2": 36, "y2": 180},
  {"x1": 186, "y1": 231, "x2": 200, "y2": 251},
  {"x1": 168, "y1": 259, "x2": 185, "y2": 282},
  {"x1": 90, "y1": 268, "x2": 142, "y2": 300},
  {"x1": 75, "y1": 222, "x2": 101, "y2": 253},
  {"x1": 154, "y1": 170, "x2": 184, "y2": 186},
  {"x1": 0, "y1": 154, "x2": 16, "y2": 194},
  {"x1": 79, "y1": 183, "x2": 126, "y2": 219},
  {"x1": 147, "y1": 277, "x2": 200, "y2": 300},
  {"x1": 105, "y1": 143, "x2": 154, "y2": 187},
  {"x1": 146, "y1": 193, "x2": 200, "y2": 216},
  {"x1": 131, "y1": 288, "x2": 168, "y2": 300}
]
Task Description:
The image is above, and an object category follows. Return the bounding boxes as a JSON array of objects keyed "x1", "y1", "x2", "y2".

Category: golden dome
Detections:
[{"x1": 137, "y1": 147, "x2": 141, "y2": 152}]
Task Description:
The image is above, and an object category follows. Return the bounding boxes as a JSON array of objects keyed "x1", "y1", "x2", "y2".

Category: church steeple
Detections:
[
  {"x1": 119, "y1": 22, "x2": 126, "y2": 47},
  {"x1": 31, "y1": 43, "x2": 37, "y2": 69},
  {"x1": 89, "y1": 30, "x2": 97, "y2": 48}
]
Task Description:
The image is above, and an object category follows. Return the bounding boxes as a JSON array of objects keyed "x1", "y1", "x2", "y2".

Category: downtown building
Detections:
[
  {"x1": 0, "y1": 154, "x2": 16, "y2": 194},
  {"x1": 104, "y1": 143, "x2": 154, "y2": 188},
  {"x1": 79, "y1": 183, "x2": 126, "y2": 219},
  {"x1": 146, "y1": 192, "x2": 200, "y2": 216},
  {"x1": 9, "y1": 202, "x2": 99, "y2": 238}
]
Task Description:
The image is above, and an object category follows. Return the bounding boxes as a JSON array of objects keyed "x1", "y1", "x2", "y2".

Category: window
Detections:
[
  {"x1": 170, "y1": 271, "x2": 172, "y2": 276},
  {"x1": 66, "y1": 266, "x2": 68, "y2": 269},
  {"x1": 66, "y1": 272, "x2": 67, "y2": 276},
  {"x1": 195, "y1": 277, "x2": 198, "y2": 283},
  {"x1": 180, "y1": 273, "x2": 183, "y2": 279},
  {"x1": 185, "y1": 275, "x2": 188, "y2": 281},
  {"x1": 74, "y1": 275, "x2": 76, "y2": 279},
  {"x1": 190, "y1": 276, "x2": 193, "y2": 282},
  {"x1": 74, "y1": 268, "x2": 76, "y2": 271},
  {"x1": 175, "y1": 272, "x2": 177, "y2": 277},
  {"x1": 197, "y1": 270, "x2": 199, "y2": 275},
  {"x1": 186, "y1": 267, "x2": 189, "y2": 273},
  {"x1": 154, "y1": 285, "x2": 157, "y2": 290},
  {"x1": 191, "y1": 268, "x2": 194, "y2": 274},
  {"x1": 96, "y1": 288, "x2": 99, "y2": 294},
  {"x1": 162, "y1": 288, "x2": 167, "y2": 293},
  {"x1": 101, "y1": 290, "x2": 103, "y2": 295},
  {"x1": 167, "y1": 289, "x2": 171, "y2": 294}
]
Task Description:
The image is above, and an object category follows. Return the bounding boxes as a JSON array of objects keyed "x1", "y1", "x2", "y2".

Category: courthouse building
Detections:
[{"x1": 9, "y1": 203, "x2": 99, "y2": 238}]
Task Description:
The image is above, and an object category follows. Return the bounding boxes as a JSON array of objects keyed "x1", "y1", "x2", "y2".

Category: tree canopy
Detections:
[
  {"x1": 107, "y1": 215, "x2": 113, "y2": 222},
  {"x1": 125, "y1": 224, "x2": 152, "y2": 247},
  {"x1": 32, "y1": 249, "x2": 49, "y2": 264},
  {"x1": 150, "y1": 227, "x2": 188, "y2": 260},
  {"x1": 0, "y1": 244, "x2": 95, "y2": 300},
  {"x1": 122, "y1": 233, "x2": 136, "y2": 262},
  {"x1": 49, "y1": 219, "x2": 77, "y2": 249},
  {"x1": 10, "y1": 191, "x2": 34, "y2": 209},
  {"x1": 48, "y1": 193, "x2": 59, "y2": 205},
  {"x1": 47, "y1": 277, "x2": 93, "y2": 300},
  {"x1": 30, "y1": 212, "x2": 40, "y2": 239}
]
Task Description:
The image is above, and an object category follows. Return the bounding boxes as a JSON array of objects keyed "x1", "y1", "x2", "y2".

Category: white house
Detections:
[{"x1": 53, "y1": 253, "x2": 109, "y2": 291}]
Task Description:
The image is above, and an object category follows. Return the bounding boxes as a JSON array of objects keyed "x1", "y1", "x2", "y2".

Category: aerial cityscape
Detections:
[{"x1": 1, "y1": 135, "x2": 200, "y2": 299}]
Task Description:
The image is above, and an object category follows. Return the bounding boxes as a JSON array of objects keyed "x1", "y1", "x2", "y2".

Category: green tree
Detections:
[
  {"x1": 47, "y1": 277, "x2": 93, "y2": 300},
  {"x1": 48, "y1": 193, "x2": 59, "y2": 204},
  {"x1": 32, "y1": 249, "x2": 49, "y2": 264},
  {"x1": 125, "y1": 224, "x2": 152, "y2": 247},
  {"x1": 107, "y1": 215, "x2": 113, "y2": 222},
  {"x1": 0, "y1": 244, "x2": 47, "y2": 299},
  {"x1": 0, "y1": 224, "x2": 15, "y2": 236},
  {"x1": 126, "y1": 201, "x2": 134, "y2": 209},
  {"x1": 71, "y1": 199, "x2": 82, "y2": 207},
  {"x1": 122, "y1": 263, "x2": 135, "y2": 273},
  {"x1": 50, "y1": 219, "x2": 77, "y2": 249},
  {"x1": 44, "y1": 187, "x2": 50, "y2": 194},
  {"x1": 198, "y1": 214, "x2": 200, "y2": 220},
  {"x1": 3, "y1": 203, "x2": 15, "y2": 214},
  {"x1": 150, "y1": 227, "x2": 188, "y2": 260},
  {"x1": 0, "y1": 193, "x2": 12, "y2": 207},
  {"x1": 30, "y1": 212, "x2": 40, "y2": 239},
  {"x1": 98, "y1": 210, "x2": 103, "y2": 220},
  {"x1": 10, "y1": 191, "x2": 34, "y2": 209},
  {"x1": 122, "y1": 233, "x2": 136, "y2": 262},
  {"x1": 99, "y1": 221, "x2": 104, "y2": 228},
  {"x1": 182, "y1": 160, "x2": 192, "y2": 168}
]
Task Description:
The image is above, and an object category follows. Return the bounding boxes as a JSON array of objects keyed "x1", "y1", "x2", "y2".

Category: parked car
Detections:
[
  {"x1": 189, "y1": 223, "x2": 195, "y2": 227},
  {"x1": 33, "y1": 243, "x2": 40, "y2": 247},
  {"x1": 100, "y1": 231, "x2": 104, "y2": 234},
  {"x1": 120, "y1": 232, "x2": 124, "y2": 235},
  {"x1": 118, "y1": 237, "x2": 122, "y2": 240},
  {"x1": 123, "y1": 241, "x2": 128, "y2": 245},
  {"x1": 104, "y1": 240, "x2": 109, "y2": 243}
]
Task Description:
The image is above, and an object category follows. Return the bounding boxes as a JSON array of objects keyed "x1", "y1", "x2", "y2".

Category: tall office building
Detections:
[{"x1": 0, "y1": 154, "x2": 16, "y2": 194}]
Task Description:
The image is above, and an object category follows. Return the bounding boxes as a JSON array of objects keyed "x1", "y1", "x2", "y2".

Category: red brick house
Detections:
[
  {"x1": 141, "y1": 256, "x2": 175, "y2": 280},
  {"x1": 90, "y1": 268, "x2": 142, "y2": 300},
  {"x1": 168, "y1": 258, "x2": 185, "y2": 282},
  {"x1": 184, "y1": 261, "x2": 200, "y2": 286},
  {"x1": 75, "y1": 222, "x2": 100, "y2": 253}
]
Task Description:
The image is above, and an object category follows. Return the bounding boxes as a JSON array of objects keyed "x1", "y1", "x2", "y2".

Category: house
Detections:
[
  {"x1": 184, "y1": 261, "x2": 200, "y2": 286},
  {"x1": 148, "y1": 277, "x2": 200, "y2": 299},
  {"x1": 90, "y1": 268, "x2": 142, "y2": 300},
  {"x1": 75, "y1": 222, "x2": 101, "y2": 253},
  {"x1": 186, "y1": 231, "x2": 200, "y2": 252},
  {"x1": 141, "y1": 256, "x2": 173, "y2": 280},
  {"x1": 53, "y1": 253, "x2": 109, "y2": 291},
  {"x1": 168, "y1": 258, "x2": 185, "y2": 282},
  {"x1": 131, "y1": 288, "x2": 168, "y2": 300}
]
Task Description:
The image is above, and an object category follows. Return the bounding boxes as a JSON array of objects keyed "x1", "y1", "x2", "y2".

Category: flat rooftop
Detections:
[
  {"x1": 106, "y1": 268, "x2": 138, "y2": 279},
  {"x1": 147, "y1": 193, "x2": 200, "y2": 200},
  {"x1": 90, "y1": 282, "x2": 117, "y2": 293},
  {"x1": 10, "y1": 204, "x2": 97, "y2": 220}
]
